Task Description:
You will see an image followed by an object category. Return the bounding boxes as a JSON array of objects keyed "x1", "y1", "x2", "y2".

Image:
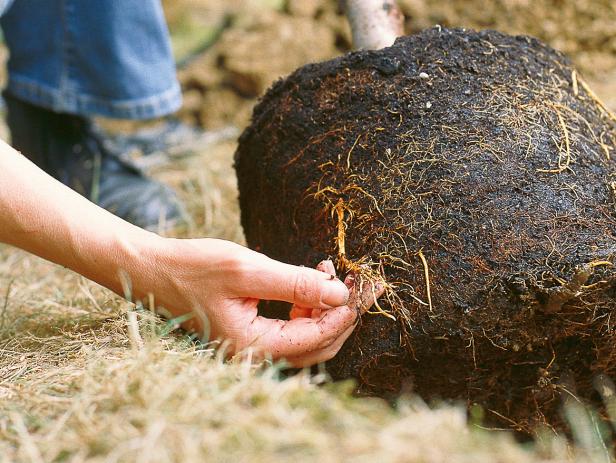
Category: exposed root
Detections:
[
  {"x1": 334, "y1": 198, "x2": 348, "y2": 270},
  {"x1": 537, "y1": 105, "x2": 572, "y2": 173},
  {"x1": 417, "y1": 249, "x2": 433, "y2": 313},
  {"x1": 579, "y1": 77, "x2": 616, "y2": 123}
]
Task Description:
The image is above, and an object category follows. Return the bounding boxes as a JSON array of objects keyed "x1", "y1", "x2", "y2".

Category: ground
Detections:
[{"x1": 1, "y1": 1, "x2": 615, "y2": 461}]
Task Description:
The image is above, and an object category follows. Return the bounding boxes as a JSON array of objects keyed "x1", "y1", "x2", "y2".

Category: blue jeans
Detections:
[{"x1": 0, "y1": 0, "x2": 181, "y2": 119}]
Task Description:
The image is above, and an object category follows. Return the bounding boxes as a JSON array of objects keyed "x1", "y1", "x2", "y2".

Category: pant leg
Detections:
[
  {"x1": 0, "y1": 0, "x2": 14, "y2": 17},
  {"x1": 0, "y1": 0, "x2": 182, "y2": 119}
]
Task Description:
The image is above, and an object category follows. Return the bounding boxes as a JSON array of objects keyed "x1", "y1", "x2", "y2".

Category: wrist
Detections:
[{"x1": 71, "y1": 223, "x2": 164, "y2": 301}]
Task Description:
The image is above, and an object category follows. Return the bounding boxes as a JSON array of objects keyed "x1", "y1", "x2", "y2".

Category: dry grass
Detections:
[{"x1": 0, "y1": 297, "x2": 576, "y2": 463}]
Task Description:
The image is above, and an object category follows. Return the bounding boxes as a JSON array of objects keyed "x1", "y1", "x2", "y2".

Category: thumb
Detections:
[{"x1": 237, "y1": 254, "x2": 349, "y2": 309}]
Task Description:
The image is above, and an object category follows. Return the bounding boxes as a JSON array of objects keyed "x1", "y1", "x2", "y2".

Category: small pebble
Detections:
[
  {"x1": 426, "y1": 101, "x2": 432, "y2": 109},
  {"x1": 419, "y1": 72, "x2": 429, "y2": 79}
]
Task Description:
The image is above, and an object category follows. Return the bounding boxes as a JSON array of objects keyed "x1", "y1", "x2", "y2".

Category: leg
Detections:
[
  {"x1": 1, "y1": 0, "x2": 181, "y2": 118},
  {"x1": 1, "y1": 0, "x2": 187, "y2": 230}
]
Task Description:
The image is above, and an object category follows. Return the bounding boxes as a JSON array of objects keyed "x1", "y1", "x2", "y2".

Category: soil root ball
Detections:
[{"x1": 235, "y1": 27, "x2": 616, "y2": 433}]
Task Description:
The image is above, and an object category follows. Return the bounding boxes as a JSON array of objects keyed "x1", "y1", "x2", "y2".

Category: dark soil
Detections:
[{"x1": 235, "y1": 27, "x2": 616, "y2": 434}]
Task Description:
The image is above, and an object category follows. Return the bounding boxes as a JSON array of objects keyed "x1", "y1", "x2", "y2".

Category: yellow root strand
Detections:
[
  {"x1": 332, "y1": 203, "x2": 395, "y2": 320},
  {"x1": 334, "y1": 199, "x2": 348, "y2": 270},
  {"x1": 601, "y1": 142, "x2": 611, "y2": 161},
  {"x1": 537, "y1": 107, "x2": 571, "y2": 173},
  {"x1": 588, "y1": 260, "x2": 614, "y2": 268},
  {"x1": 345, "y1": 134, "x2": 362, "y2": 171},
  {"x1": 580, "y1": 261, "x2": 614, "y2": 289},
  {"x1": 579, "y1": 77, "x2": 616, "y2": 123},
  {"x1": 365, "y1": 279, "x2": 397, "y2": 321},
  {"x1": 417, "y1": 249, "x2": 433, "y2": 312}
]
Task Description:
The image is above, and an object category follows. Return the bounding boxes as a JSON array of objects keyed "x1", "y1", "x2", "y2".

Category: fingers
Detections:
[
  {"x1": 290, "y1": 259, "x2": 336, "y2": 320},
  {"x1": 227, "y1": 250, "x2": 386, "y2": 366},
  {"x1": 239, "y1": 304, "x2": 358, "y2": 360},
  {"x1": 284, "y1": 273, "x2": 385, "y2": 366},
  {"x1": 236, "y1": 273, "x2": 386, "y2": 367},
  {"x1": 290, "y1": 265, "x2": 385, "y2": 320},
  {"x1": 237, "y1": 254, "x2": 349, "y2": 309},
  {"x1": 285, "y1": 321, "x2": 357, "y2": 367},
  {"x1": 345, "y1": 273, "x2": 385, "y2": 315},
  {"x1": 286, "y1": 276, "x2": 385, "y2": 367},
  {"x1": 316, "y1": 259, "x2": 336, "y2": 276}
]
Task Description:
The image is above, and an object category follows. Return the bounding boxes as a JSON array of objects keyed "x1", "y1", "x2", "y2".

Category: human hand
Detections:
[
  {"x1": 140, "y1": 238, "x2": 384, "y2": 367},
  {"x1": 0, "y1": 141, "x2": 383, "y2": 367}
]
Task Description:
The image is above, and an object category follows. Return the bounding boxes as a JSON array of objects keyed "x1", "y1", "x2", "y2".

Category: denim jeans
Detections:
[{"x1": 0, "y1": 0, "x2": 181, "y2": 119}]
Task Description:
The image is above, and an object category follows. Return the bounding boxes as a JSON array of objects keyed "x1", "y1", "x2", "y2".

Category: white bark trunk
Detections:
[{"x1": 345, "y1": 0, "x2": 404, "y2": 50}]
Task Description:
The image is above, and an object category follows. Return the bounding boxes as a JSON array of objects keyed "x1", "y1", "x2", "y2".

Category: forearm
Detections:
[{"x1": 0, "y1": 139, "x2": 158, "y2": 296}]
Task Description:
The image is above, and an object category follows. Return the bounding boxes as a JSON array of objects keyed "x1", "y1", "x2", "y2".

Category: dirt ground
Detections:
[
  {"x1": 1, "y1": 1, "x2": 616, "y2": 461},
  {"x1": 168, "y1": 0, "x2": 616, "y2": 130}
]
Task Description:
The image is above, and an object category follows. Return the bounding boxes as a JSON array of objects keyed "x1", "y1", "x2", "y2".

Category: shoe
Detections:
[
  {"x1": 104, "y1": 119, "x2": 238, "y2": 171},
  {"x1": 3, "y1": 92, "x2": 188, "y2": 232}
]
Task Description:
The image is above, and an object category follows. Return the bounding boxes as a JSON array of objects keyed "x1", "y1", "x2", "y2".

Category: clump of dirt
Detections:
[{"x1": 235, "y1": 27, "x2": 616, "y2": 434}]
